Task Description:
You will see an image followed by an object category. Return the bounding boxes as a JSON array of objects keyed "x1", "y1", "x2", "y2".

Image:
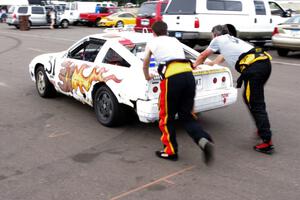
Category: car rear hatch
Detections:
[
  {"x1": 278, "y1": 23, "x2": 300, "y2": 38},
  {"x1": 145, "y1": 64, "x2": 233, "y2": 101}
]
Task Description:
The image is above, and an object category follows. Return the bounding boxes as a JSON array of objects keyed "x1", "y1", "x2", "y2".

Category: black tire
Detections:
[
  {"x1": 277, "y1": 49, "x2": 289, "y2": 57},
  {"x1": 35, "y1": 66, "x2": 56, "y2": 98},
  {"x1": 60, "y1": 20, "x2": 69, "y2": 28},
  {"x1": 93, "y1": 86, "x2": 122, "y2": 127},
  {"x1": 115, "y1": 21, "x2": 124, "y2": 28},
  {"x1": 95, "y1": 18, "x2": 101, "y2": 27}
]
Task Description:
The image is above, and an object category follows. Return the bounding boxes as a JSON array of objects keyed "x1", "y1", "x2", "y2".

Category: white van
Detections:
[
  {"x1": 163, "y1": 0, "x2": 291, "y2": 46},
  {"x1": 64, "y1": 1, "x2": 100, "y2": 25}
]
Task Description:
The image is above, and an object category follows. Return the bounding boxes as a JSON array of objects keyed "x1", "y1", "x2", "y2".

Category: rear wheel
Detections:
[
  {"x1": 35, "y1": 66, "x2": 56, "y2": 98},
  {"x1": 277, "y1": 49, "x2": 289, "y2": 57},
  {"x1": 115, "y1": 21, "x2": 124, "y2": 28},
  {"x1": 93, "y1": 86, "x2": 123, "y2": 127}
]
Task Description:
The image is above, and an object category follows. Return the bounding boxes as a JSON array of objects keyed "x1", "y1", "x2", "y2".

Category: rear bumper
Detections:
[
  {"x1": 136, "y1": 87, "x2": 237, "y2": 123},
  {"x1": 168, "y1": 31, "x2": 207, "y2": 40},
  {"x1": 272, "y1": 35, "x2": 300, "y2": 50}
]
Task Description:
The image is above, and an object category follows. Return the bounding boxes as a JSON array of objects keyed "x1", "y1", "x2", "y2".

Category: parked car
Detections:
[
  {"x1": 98, "y1": 12, "x2": 136, "y2": 27},
  {"x1": 124, "y1": 3, "x2": 137, "y2": 8},
  {"x1": 6, "y1": 5, "x2": 69, "y2": 28},
  {"x1": 272, "y1": 15, "x2": 300, "y2": 56},
  {"x1": 28, "y1": 31, "x2": 237, "y2": 127},
  {"x1": 163, "y1": 0, "x2": 291, "y2": 46},
  {"x1": 64, "y1": 1, "x2": 102, "y2": 25},
  {"x1": 134, "y1": 0, "x2": 168, "y2": 32},
  {"x1": 79, "y1": 7, "x2": 119, "y2": 26}
]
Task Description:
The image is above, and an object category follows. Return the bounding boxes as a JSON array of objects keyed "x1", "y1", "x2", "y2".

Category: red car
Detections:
[
  {"x1": 134, "y1": 0, "x2": 168, "y2": 32},
  {"x1": 80, "y1": 7, "x2": 118, "y2": 26}
]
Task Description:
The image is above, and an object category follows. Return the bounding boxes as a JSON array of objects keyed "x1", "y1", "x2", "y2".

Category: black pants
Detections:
[
  {"x1": 242, "y1": 59, "x2": 272, "y2": 142},
  {"x1": 159, "y1": 72, "x2": 212, "y2": 155}
]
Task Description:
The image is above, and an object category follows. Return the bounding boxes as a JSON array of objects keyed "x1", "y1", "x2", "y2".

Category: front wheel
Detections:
[
  {"x1": 93, "y1": 86, "x2": 122, "y2": 127},
  {"x1": 95, "y1": 18, "x2": 101, "y2": 27},
  {"x1": 60, "y1": 20, "x2": 69, "y2": 28},
  {"x1": 35, "y1": 66, "x2": 56, "y2": 98}
]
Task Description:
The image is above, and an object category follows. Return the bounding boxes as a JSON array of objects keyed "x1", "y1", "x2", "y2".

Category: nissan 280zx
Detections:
[{"x1": 29, "y1": 31, "x2": 238, "y2": 127}]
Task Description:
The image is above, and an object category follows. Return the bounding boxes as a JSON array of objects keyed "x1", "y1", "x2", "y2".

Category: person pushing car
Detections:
[
  {"x1": 193, "y1": 25, "x2": 274, "y2": 154},
  {"x1": 143, "y1": 21, "x2": 214, "y2": 164}
]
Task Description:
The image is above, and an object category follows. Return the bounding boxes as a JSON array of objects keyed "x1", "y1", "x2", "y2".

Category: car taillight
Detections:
[
  {"x1": 13, "y1": 14, "x2": 16, "y2": 19},
  {"x1": 213, "y1": 77, "x2": 217, "y2": 84},
  {"x1": 153, "y1": 86, "x2": 159, "y2": 93},
  {"x1": 194, "y1": 17, "x2": 199, "y2": 28},
  {"x1": 272, "y1": 27, "x2": 279, "y2": 36},
  {"x1": 222, "y1": 76, "x2": 226, "y2": 82}
]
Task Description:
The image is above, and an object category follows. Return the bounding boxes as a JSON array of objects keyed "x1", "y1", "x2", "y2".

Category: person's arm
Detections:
[
  {"x1": 193, "y1": 48, "x2": 214, "y2": 68},
  {"x1": 204, "y1": 54, "x2": 225, "y2": 66},
  {"x1": 143, "y1": 50, "x2": 153, "y2": 81}
]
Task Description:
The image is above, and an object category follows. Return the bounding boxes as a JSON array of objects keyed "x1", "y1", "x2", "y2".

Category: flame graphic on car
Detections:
[{"x1": 58, "y1": 62, "x2": 122, "y2": 94}]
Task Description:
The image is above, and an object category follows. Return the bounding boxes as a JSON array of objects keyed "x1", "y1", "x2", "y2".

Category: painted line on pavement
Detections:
[
  {"x1": 109, "y1": 165, "x2": 195, "y2": 200},
  {"x1": 28, "y1": 48, "x2": 48, "y2": 53},
  {"x1": 48, "y1": 131, "x2": 71, "y2": 138},
  {"x1": 272, "y1": 60, "x2": 300, "y2": 67},
  {"x1": 0, "y1": 82, "x2": 9, "y2": 88}
]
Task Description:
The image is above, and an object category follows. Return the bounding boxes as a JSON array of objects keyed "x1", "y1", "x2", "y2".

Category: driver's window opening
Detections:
[{"x1": 68, "y1": 39, "x2": 103, "y2": 62}]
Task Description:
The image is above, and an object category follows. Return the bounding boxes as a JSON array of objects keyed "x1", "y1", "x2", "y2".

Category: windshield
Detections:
[
  {"x1": 8, "y1": 6, "x2": 15, "y2": 14},
  {"x1": 285, "y1": 15, "x2": 300, "y2": 23},
  {"x1": 278, "y1": 2, "x2": 300, "y2": 14},
  {"x1": 138, "y1": 2, "x2": 156, "y2": 16}
]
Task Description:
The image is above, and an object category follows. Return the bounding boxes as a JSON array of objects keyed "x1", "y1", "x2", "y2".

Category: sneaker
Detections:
[
  {"x1": 155, "y1": 151, "x2": 178, "y2": 161},
  {"x1": 253, "y1": 140, "x2": 274, "y2": 154},
  {"x1": 198, "y1": 138, "x2": 214, "y2": 165}
]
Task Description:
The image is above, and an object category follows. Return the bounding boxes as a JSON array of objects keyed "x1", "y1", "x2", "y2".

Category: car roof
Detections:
[{"x1": 88, "y1": 31, "x2": 153, "y2": 44}]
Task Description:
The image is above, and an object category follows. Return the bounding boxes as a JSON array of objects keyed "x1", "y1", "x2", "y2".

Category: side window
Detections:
[
  {"x1": 165, "y1": 0, "x2": 196, "y2": 14},
  {"x1": 103, "y1": 48, "x2": 130, "y2": 68},
  {"x1": 184, "y1": 50, "x2": 196, "y2": 61},
  {"x1": 207, "y1": 0, "x2": 242, "y2": 11},
  {"x1": 68, "y1": 39, "x2": 104, "y2": 62},
  {"x1": 18, "y1": 7, "x2": 28, "y2": 14},
  {"x1": 254, "y1": 1, "x2": 266, "y2": 15},
  {"x1": 32, "y1": 7, "x2": 45, "y2": 14},
  {"x1": 269, "y1": 2, "x2": 284, "y2": 16}
]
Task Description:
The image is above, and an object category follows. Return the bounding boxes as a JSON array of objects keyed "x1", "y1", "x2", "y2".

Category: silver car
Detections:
[
  {"x1": 272, "y1": 15, "x2": 300, "y2": 56},
  {"x1": 6, "y1": 5, "x2": 69, "y2": 29}
]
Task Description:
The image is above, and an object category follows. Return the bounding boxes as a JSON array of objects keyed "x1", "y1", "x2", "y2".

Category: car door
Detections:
[
  {"x1": 31, "y1": 6, "x2": 47, "y2": 25},
  {"x1": 269, "y1": 1, "x2": 291, "y2": 26},
  {"x1": 54, "y1": 38, "x2": 106, "y2": 103},
  {"x1": 252, "y1": 0, "x2": 273, "y2": 38}
]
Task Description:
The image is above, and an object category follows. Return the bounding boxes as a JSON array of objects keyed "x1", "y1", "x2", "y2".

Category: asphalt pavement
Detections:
[{"x1": 0, "y1": 23, "x2": 300, "y2": 200}]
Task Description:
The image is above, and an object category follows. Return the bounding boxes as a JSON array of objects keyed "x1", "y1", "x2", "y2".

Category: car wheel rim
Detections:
[
  {"x1": 117, "y1": 22, "x2": 123, "y2": 28},
  {"x1": 37, "y1": 71, "x2": 45, "y2": 94},
  {"x1": 97, "y1": 92, "x2": 113, "y2": 122}
]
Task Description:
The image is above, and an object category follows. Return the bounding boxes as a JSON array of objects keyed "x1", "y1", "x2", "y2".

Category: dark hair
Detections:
[
  {"x1": 151, "y1": 21, "x2": 168, "y2": 36},
  {"x1": 211, "y1": 25, "x2": 229, "y2": 36}
]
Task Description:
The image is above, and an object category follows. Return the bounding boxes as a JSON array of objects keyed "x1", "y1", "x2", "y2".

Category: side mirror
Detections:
[{"x1": 282, "y1": 9, "x2": 292, "y2": 17}]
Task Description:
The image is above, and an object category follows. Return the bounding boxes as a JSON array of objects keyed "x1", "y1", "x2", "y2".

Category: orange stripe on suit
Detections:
[{"x1": 159, "y1": 79, "x2": 175, "y2": 155}]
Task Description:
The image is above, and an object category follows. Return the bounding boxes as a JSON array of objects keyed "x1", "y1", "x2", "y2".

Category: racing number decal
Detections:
[{"x1": 46, "y1": 58, "x2": 56, "y2": 76}]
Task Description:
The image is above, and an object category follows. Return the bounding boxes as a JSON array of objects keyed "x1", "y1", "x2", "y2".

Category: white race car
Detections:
[{"x1": 29, "y1": 30, "x2": 237, "y2": 127}]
